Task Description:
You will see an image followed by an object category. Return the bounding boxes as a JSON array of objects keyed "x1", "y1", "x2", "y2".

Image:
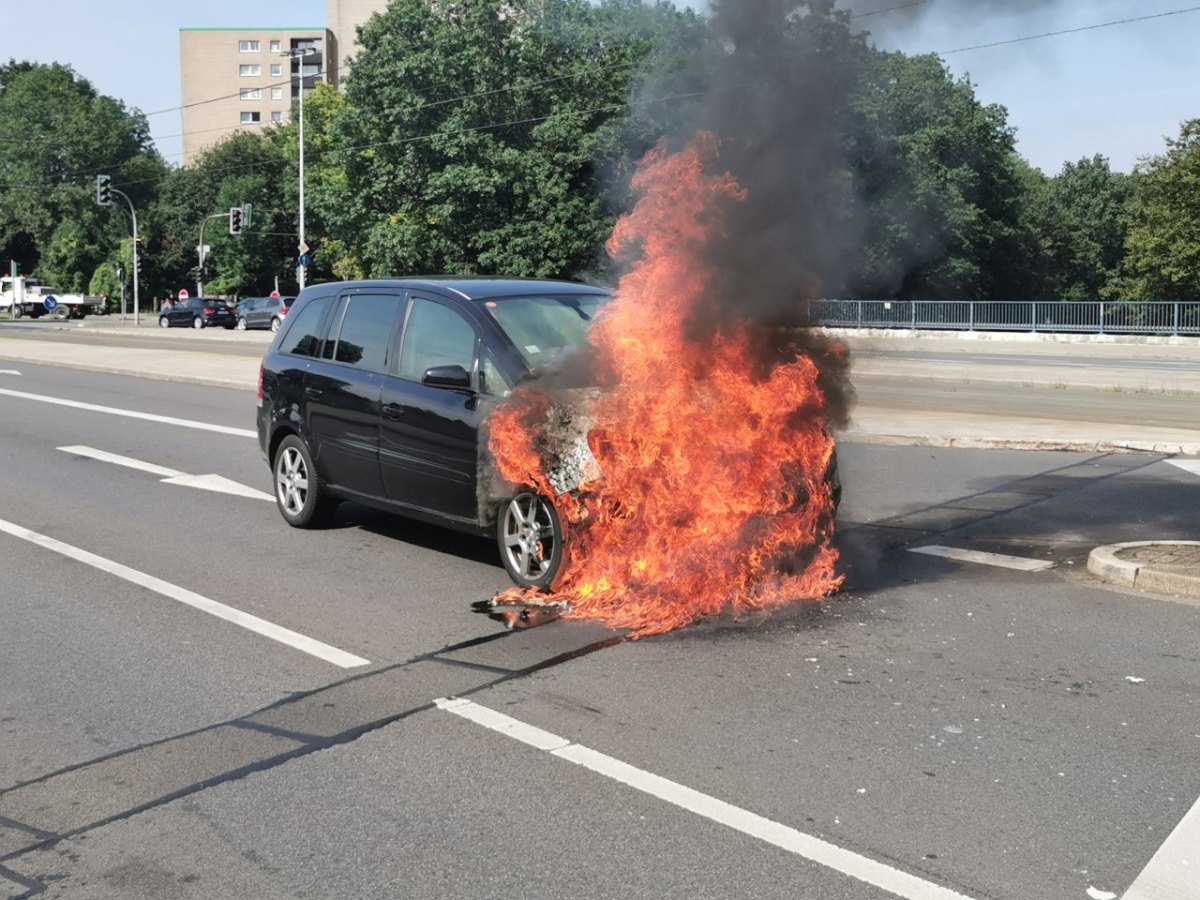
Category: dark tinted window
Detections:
[
  {"x1": 279, "y1": 295, "x2": 332, "y2": 357},
  {"x1": 325, "y1": 294, "x2": 400, "y2": 372},
  {"x1": 398, "y1": 297, "x2": 476, "y2": 381}
]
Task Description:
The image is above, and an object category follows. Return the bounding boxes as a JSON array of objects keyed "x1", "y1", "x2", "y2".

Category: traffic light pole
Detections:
[
  {"x1": 197, "y1": 212, "x2": 226, "y2": 298},
  {"x1": 110, "y1": 188, "x2": 140, "y2": 327}
]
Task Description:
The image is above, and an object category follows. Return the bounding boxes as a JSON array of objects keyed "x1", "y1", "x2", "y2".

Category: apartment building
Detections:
[
  {"x1": 179, "y1": 28, "x2": 329, "y2": 164},
  {"x1": 179, "y1": 1, "x2": 388, "y2": 165}
]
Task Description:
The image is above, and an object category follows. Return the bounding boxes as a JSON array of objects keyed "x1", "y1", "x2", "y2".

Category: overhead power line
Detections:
[
  {"x1": 940, "y1": 4, "x2": 1200, "y2": 54},
  {"x1": 851, "y1": 1, "x2": 930, "y2": 19}
]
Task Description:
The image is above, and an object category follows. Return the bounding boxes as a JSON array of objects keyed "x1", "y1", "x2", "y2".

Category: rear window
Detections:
[{"x1": 278, "y1": 296, "x2": 333, "y2": 357}]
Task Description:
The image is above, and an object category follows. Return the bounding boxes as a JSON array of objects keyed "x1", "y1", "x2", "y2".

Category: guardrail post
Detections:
[
  {"x1": 856, "y1": 300, "x2": 862, "y2": 328},
  {"x1": 968, "y1": 301, "x2": 974, "y2": 331},
  {"x1": 911, "y1": 301, "x2": 917, "y2": 330},
  {"x1": 1174, "y1": 302, "x2": 1180, "y2": 336},
  {"x1": 1099, "y1": 302, "x2": 1105, "y2": 335},
  {"x1": 1031, "y1": 301, "x2": 1037, "y2": 332}
]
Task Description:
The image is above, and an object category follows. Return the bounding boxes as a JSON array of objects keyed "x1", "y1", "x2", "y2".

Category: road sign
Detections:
[
  {"x1": 178, "y1": 289, "x2": 189, "y2": 301},
  {"x1": 43, "y1": 295, "x2": 57, "y2": 311},
  {"x1": 270, "y1": 290, "x2": 280, "y2": 299},
  {"x1": 299, "y1": 254, "x2": 311, "y2": 267},
  {"x1": 298, "y1": 241, "x2": 310, "y2": 256}
]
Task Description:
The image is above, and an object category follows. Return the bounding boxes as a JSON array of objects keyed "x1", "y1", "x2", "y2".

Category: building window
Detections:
[
  {"x1": 271, "y1": 111, "x2": 283, "y2": 123},
  {"x1": 239, "y1": 40, "x2": 260, "y2": 52},
  {"x1": 270, "y1": 40, "x2": 281, "y2": 52},
  {"x1": 239, "y1": 64, "x2": 261, "y2": 77},
  {"x1": 271, "y1": 87, "x2": 283, "y2": 100},
  {"x1": 240, "y1": 111, "x2": 262, "y2": 124},
  {"x1": 240, "y1": 88, "x2": 262, "y2": 100},
  {"x1": 270, "y1": 63, "x2": 282, "y2": 77}
]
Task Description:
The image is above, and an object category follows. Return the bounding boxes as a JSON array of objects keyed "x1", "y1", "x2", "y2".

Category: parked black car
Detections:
[
  {"x1": 159, "y1": 297, "x2": 237, "y2": 329},
  {"x1": 256, "y1": 278, "x2": 840, "y2": 589},
  {"x1": 236, "y1": 295, "x2": 293, "y2": 332}
]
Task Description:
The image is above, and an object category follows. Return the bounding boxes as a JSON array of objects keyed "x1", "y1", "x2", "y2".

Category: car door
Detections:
[
  {"x1": 379, "y1": 294, "x2": 481, "y2": 523},
  {"x1": 302, "y1": 289, "x2": 404, "y2": 500},
  {"x1": 249, "y1": 298, "x2": 272, "y2": 329}
]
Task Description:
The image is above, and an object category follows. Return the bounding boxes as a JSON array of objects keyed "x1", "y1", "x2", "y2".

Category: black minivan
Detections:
[{"x1": 256, "y1": 278, "x2": 612, "y2": 589}]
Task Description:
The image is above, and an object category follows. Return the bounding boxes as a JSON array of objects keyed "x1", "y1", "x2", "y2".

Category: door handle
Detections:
[
  {"x1": 305, "y1": 386, "x2": 323, "y2": 398},
  {"x1": 383, "y1": 403, "x2": 405, "y2": 419}
]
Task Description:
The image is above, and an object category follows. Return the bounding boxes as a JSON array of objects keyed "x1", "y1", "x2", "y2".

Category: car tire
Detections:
[
  {"x1": 193, "y1": 316, "x2": 204, "y2": 329},
  {"x1": 497, "y1": 491, "x2": 564, "y2": 590},
  {"x1": 270, "y1": 317, "x2": 281, "y2": 333},
  {"x1": 12, "y1": 305, "x2": 22, "y2": 319},
  {"x1": 53, "y1": 305, "x2": 70, "y2": 320},
  {"x1": 273, "y1": 435, "x2": 338, "y2": 528},
  {"x1": 237, "y1": 317, "x2": 247, "y2": 331},
  {"x1": 158, "y1": 316, "x2": 170, "y2": 328}
]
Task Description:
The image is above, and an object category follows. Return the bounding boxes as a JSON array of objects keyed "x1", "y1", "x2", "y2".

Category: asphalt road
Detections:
[{"x1": 1, "y1": 361, "x2": 1199, "y2": 899}]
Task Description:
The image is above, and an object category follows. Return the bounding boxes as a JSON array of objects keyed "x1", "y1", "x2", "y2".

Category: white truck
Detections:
[{"x1": 0, "y1": 275, "x2": 106, "y2": 320}]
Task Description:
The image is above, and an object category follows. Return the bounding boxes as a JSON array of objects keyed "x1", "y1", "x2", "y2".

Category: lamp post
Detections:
[{"x1": 282, "y1": 46, "x2": 319, "y2": 290}]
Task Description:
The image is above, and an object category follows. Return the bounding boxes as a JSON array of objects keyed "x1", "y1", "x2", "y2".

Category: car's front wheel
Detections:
[
  {"x1": 237, "y1": 317, "x2": 247, "y2": 330},
  {"x1": 497, "y1": 491, "x2": 564, "y2": 590},
  {"x1": 273, "y1": 435, "x2": 338, "y2": 528},
  {"x1": 270, "y1": 317, "x2": 281, "y2": 333},
  {"x1": 192, "y1": 316, "x2": 204, "y2": 329},
  {"x1": 158, "y1": 316, "x2": 170, "y2": 328}
]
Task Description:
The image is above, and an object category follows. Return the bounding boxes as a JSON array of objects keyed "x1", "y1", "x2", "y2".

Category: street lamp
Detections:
[{"x1": 282, "y1": 45, "x2": 321, "y2": 290}]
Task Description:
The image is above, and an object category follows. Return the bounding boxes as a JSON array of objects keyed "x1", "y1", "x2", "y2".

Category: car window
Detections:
[
  {"x1": 480, "y1": 351, "x2": 511, "y2": 397},
  {"x1": 323, "y1": 293, "x2": 400, "y2": 373},
  {"x1": 279, "y1": 296, "x2": 333, "y2": 357},
  {"x1": 397, "y1": 297, "x2": 476, "y2": 382}
]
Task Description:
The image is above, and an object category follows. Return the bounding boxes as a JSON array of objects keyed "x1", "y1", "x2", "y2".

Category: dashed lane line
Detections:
[
  {"x1": 59, "y1": 445, "x2": 274, "y2": 501},
  {"x1": 0, "y1": 387, "x2": 256, "y2": 437},
  {"x1": 908, "y1": 545, "x2": 1055, "y2": 572},
  {"x1": 0, "y1": 516, "x2": 369, "y2": 669},
  {"x1": 435, "y1": 697, "x2": 976, "y2": 900}
]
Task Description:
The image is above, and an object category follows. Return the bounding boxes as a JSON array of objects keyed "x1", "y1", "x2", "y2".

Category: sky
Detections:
[{"x1": 9, "y1": 0, "x2": 1200, "y2": 174}]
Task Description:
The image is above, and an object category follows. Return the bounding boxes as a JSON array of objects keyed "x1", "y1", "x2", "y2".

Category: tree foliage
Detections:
[{"x1": 7, "y1": 3, "x2": 1200, "y2": 306}]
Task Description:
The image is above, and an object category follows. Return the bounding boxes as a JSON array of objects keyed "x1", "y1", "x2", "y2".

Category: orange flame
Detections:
[{"x1": 489, "y1": 133, "x2": 842, "y2": 636}]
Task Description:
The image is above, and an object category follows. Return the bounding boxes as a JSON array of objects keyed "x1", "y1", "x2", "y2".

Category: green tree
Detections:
[
  {"x1": 1122, "y1": 119, "x2": 1200, "y2": 301},
  {"x1": 321, "y1": 0, "x2": 663, "y2": 278},
  {"x1": 850, "y1": 52, "x2": 1032, "y2": 300},
  {"x1": 0, "y1": 62, "x2": 165, "y2": 285}
]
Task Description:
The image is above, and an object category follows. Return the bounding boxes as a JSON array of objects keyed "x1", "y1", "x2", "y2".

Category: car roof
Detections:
[{"x1": 305, "y1": 277, "x2": 611, "y2": 301}]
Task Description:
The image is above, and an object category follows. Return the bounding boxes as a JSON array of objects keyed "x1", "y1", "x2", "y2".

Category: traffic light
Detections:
[
  {"x1": 229, "y1": 206, "x2": 243, "y2": 235},
  {"x1": 96, "y1": 175, "x2": 112, "y2": 206}
]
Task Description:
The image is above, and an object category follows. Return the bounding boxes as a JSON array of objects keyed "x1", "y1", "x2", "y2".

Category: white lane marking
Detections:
[
  {"x1": 0, "y1": 516, "x2": 369, "y2": 669},
  {"x1": 0, "y1": 387, "x2": 256, "y2": 437},
  {"x1": 59, "y1": 446, "x2": 273, "y2": 501},
  {"x1": 909, "y1": 545, "x2": 1055, "y2": 572},
  {"x1": 161, "y1": 473, "x2": 273, "y2": 501},
  {"x1": 0, "y1": 369, "x2": 21, "y2": 375},
  {"x1": 59, "y1": 444, "x2": 185, "y2": 478},
  {"x1": 1167, "y1": 459, "x2": 1200, "y2": 478},
  {"x1": 436, "y1": 698, "x2": 975, "y2": 900},
  {"x1": 1121, "y1": 791, "x2": 1200, "y2": 899}
]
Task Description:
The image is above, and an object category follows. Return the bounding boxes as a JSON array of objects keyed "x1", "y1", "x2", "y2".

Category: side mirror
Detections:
[{"x1": 422, "y1": 364, "x2": 472, "y2": 389}]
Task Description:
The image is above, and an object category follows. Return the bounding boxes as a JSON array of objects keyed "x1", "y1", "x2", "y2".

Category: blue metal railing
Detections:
[{"x1": 810, "y1": 300, "x2": 1200, "y2": 337}]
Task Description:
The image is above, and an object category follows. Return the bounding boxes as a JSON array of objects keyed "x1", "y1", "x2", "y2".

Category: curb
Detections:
[
  {"x1": 841, "y1": 432, "x2": 1200, "y2": 455},
  {"x1": 1087, "y1": 541, "x2": 1200, "y2": 601}
]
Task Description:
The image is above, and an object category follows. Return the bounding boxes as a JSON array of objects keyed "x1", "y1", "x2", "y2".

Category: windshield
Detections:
[{"x1": 484, "y1": 293, "x2": 609, "y2": 368}]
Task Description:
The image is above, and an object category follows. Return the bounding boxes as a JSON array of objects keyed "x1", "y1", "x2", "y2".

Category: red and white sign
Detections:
[
  {"x1": 178, "y1": 289, "x2": 189, "y2": 301},
  {"x1": 270, "y1": 290, "x2": 280, "y2": 298}
]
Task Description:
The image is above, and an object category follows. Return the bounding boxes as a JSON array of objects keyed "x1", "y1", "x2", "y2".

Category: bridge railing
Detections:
[{"x1": 810, "y1": 300, "x2": 1200, "y2": 337}]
